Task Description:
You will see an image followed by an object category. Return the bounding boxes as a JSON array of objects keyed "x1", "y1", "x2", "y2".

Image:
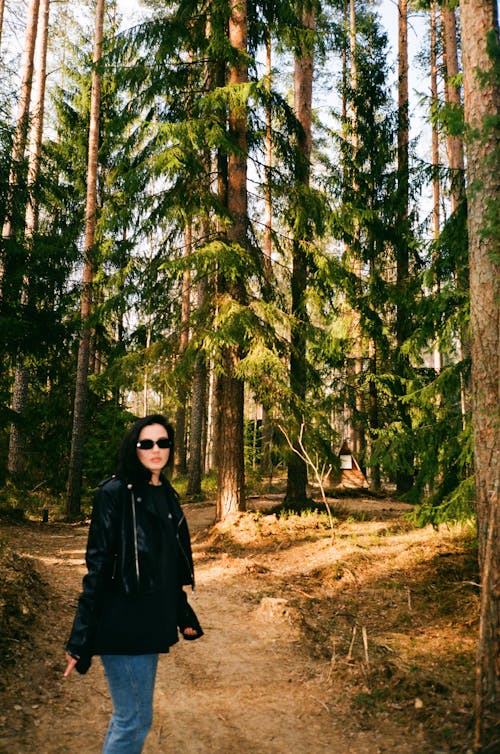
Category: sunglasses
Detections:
[{"x1": 136, "y1": 438, "x2": 173, "y2": 450}]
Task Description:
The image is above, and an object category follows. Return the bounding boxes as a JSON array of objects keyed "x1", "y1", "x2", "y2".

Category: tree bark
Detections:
[
  {"x1": 187, "y1": 351, "x2": 207, "y2": 496},
  {"x1": 285, "y1": 3, "x2": 315, "y2": 504},
  {"x1": 1, "y1": 0, "x2": 40, "y2": 285},
  {"x1": 459, "y1": 2, "x2": 500, "y2": 749},
  {"x1": 7, "y1": 0, "x2": 50, "y2": 477},
  {"x1": 395, "y1": 0, "x2": 413, "y2": 493},
  {"x1": 348, "y1": 0, "x2": 364, "y2": 458},
  {"x1": 442, "y1": 0, "x2": 470, "y2": 423},
  {"x1": 0, "y1": 0, "x2": 5, "y2": 51},
  {"x1": 174, "y1": 222, "x2": 192, "y2": 476},
  {"x1": 215, "y1": 0, "x2": 248, "y2": 520},
  {"x1": 441, "y1": 0, "x2": 465, "y2": 213},
  {"x1": 260, "y1": 19, "x2": 274, "y2": 476},
  {"x1": 263, "y1": 22, "x2": 273, "y2": 283},
  {"x1": 430, "y1": 2, "x2": 443, "y2": 372},
  {"x1": 187, "y1": 214, "x2": 210, "y2": 495},
  {"x1": 66, "y1": 0, "x2": 105, "y2": 517},
  {"x1": 187, "y1": 268, "x2": 208, "y2": 497}
]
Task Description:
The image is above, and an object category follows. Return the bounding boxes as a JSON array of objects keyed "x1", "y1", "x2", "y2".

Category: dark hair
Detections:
[{"x1": 116, "y1": 414, "x2": 175, "y2": 484}]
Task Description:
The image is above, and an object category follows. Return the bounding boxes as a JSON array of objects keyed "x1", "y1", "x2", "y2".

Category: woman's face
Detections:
[{"x1": 136, "y1": 423, "x2": 171, "y2": 480}]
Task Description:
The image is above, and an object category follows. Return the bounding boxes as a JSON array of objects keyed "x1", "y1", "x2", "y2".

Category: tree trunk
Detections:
[
  {"x1": 263, "y1": 23, "x2": 273, "y2": 284},
  {"x1": 1, "y1": 0, "x2": 40, "y2": 286},
  {"x1": 174, "y1": 222, "x2": 192, "y2": 476},
  {"x1": 0, "y1": 0, "x2": 5, "y2": 51},
  {"x1": 368, "y1": 340, "x2": 381, "y2": 491},
  {"x1": 187, "y1": 351, "x2": 207, "y2": 496},
  {"x1": 441, "y1": 0, "x2": 465, "y2": 213},
  {"x1": 216, "y1": 352, "x2": 245, "y2": 520},
  {"x1": 395, "y1": 0, "x2": 413, "y2": 493},
  {"x1": 261, "y1": 406, "x2": 273, "y2": 477},
  {"x1": 260, "y1": 20, "x2": 274, "y2": 476},
  {"x1": 430, "y1": 2, "x2": 443, "y2": 372},
  {"x1": 66, "y1": 0, "x2": 105, "y2": 517},
  {"x1": 25, "y1": 0, "x2": 49, "y2": 236},
  {"x1": 442, "y1": 0, "x2": 470, "y2": 422},
  {"x1": 431, "y1": 2, "x2": 440, "y2": 246},
  {"x1": 348, "y1": 0, "x2": 364, "y2": 458},
  {"x1": 210, "y1": 29, "x2": 228, "y2": 479},
  {"x1": 459, "y1": 2, "x2": 500, "y2": 749},
  {"x1": 215, "y1": 0, "x2": 248, "y2": 520},
  {"x1": 187, "y1": 290, "x2": 208, "y2": 497},
  {"x1": 7, "y1": 0, "x2": 50, "y2": 477},
  {"x1": 285, "y1": 4, "x2": 315, "y2": 504},
  {"x1": 7, "y1": 368, "x2": 29, "y2": 477},
  {"x1": 187, "y1": 215, "x2": 210, "y2": 495},
  {"x1": 206, "y1": 363, "x2": 220, "y2": 472}
]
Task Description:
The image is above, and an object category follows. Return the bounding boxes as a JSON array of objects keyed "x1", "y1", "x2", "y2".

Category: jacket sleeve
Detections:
[
  {"x1": 177, "y1": 587, "x2": 204, "y2": 640},
  {"x1": 66, "y1": 482, "x2": 121, "y2": 673}
]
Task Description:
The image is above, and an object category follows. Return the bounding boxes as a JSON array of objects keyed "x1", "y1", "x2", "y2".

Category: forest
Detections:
[{"x1": 0, "y1": 0, "x2": 499, "y2": 750}]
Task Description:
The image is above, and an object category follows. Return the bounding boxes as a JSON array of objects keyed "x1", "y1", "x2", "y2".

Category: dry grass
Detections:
[{"x1": 196, "y1": 503, "x2": 479, "y2": 752}]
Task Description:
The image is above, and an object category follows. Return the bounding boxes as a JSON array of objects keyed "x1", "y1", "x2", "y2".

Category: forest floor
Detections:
[{"x1": 0, "y1": 486, "x2": 479, "y2": 754}]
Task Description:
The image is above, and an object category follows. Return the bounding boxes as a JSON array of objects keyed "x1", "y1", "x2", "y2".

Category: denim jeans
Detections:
[{"x1": 101, "y1": 654, "x2": 159, "y2": 754}]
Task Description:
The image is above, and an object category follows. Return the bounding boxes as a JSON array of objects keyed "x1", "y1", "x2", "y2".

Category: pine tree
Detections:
[
  {"x1": 459, "y1": 1, "x2": 500, "y2": 746},
  {"x1": 7, "y1": 0, "x2": 51, "y2": 478},
  {"x1": 67, "y1": 0, "x2": 106, "y2": 517},
  {"x1": 284, "y1": 2, "x2": 316, "y2": 504},
  {"x1": 394, "y1": 0, "x2": 414, "y2": 494},
  {"x1": 215, "y1": 0, "x2": 249, "y2": 520}
]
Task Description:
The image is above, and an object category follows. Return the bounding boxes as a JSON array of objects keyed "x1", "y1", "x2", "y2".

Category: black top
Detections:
[{"x1": 92, "y1": 483, "x2": 181, "y2": 655}]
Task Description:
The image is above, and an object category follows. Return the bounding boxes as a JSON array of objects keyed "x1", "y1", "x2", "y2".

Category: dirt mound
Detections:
[{"x1": 0, "y1": 542, "x2": 49, "y2": 677}]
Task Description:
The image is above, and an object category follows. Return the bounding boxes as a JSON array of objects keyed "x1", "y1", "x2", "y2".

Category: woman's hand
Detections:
[
  {"x1": 63, "y1": 653, "x2": 78, "y2": 677},
  {"x1": 183, "y1": 627, "x2": 198, "y2": 638}
]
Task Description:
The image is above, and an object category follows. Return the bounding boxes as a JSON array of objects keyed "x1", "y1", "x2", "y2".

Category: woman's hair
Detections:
[{"x1": 116, "y1": 414, "x2": 175, "y2": 484}]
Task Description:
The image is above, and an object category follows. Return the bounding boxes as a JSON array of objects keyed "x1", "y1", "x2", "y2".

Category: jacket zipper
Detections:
[{"x1": 130, "y1": 489, "x2": 140, "y2": 587}]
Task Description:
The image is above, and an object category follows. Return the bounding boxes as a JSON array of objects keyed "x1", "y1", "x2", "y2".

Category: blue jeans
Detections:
[{"x1": 101, "y1": 654, "x2": 159, "y2": 754}]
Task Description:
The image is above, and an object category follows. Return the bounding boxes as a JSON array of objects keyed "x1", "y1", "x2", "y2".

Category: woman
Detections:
[{"x1": 64, "y1": 414, "x2": 203, "y2": 754}]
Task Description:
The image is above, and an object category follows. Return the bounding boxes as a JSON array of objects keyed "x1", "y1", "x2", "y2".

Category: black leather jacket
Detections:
[{"x1": 66, "y1": 475, "x2": 201, "y2": 672}]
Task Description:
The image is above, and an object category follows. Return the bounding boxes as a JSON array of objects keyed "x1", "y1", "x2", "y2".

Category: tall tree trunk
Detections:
[
  {"x1": 206, "y1": 362, "x2": 220, "y2": 472},
  {"x1": 1, "y1": 0, "x2": 40, "y2": 287},
  {"x1": 263, "y1": 23, "x2": 273, "y2": 284},
  {"x1": 7, "y1": 0, "x2": 50, "y2": 477},
  {"x1": 285, "y1": 3, "x2": 315, "y2": 504},
  {"x1": 260, "y1": 20, "x2": 274, "y2": 476},
  {"x1": 25, "y1": 0, "x2": 49, "y2": 236},
  {"x1": 368, "y1": 339, "x2": 381, "y2": 490},
  {"x1": 174, "y1": 222, "x2": 192, "y2": 476},
  {"x1": 187, "y1": 259, "x2": 208, "y2": 496},
  {"x1": 211, "y1": 23, "x2": 228, "y2": 478},
  {"x1": 66, "y1": 0, "x2": 105, "y2": 517},
  {"x1": 395, "y1": 0, "x2": 413, "y2": 493},
  {"x1": 0, "y1": 0, "x2": 5, "y2": 51},
  {"x1": 430, "y1": 2, "x2": 442, "y2": 372},
  {"x1": 187, "y1": 349, "x2": 207, "y2": 496},
  {"x1": 441, "y1": 0, "x2": 465, "y2": 213},
  {"x1": 348, "y1": 0, "x2": 364, "y2": 458},
  {"x1": 215, "y1": 0, "x2": 248, "y2": 520},
  {"x1": 441, "y1": 0, "x2": 469, "y2": 423},
  {"x1": 342, "y1": 0, "x2": 348, "y2": 123},
  {"x1": 459, "y1": 2, "x2": 500, "y2": 749}
]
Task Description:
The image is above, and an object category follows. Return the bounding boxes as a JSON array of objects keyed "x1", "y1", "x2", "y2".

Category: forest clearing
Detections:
[
  {"x1": 1, "y1": 0, "x2": 499, "y2": 750},
  {"x1": 0, "y1": 489, "x2": 478, "y2": 754}
]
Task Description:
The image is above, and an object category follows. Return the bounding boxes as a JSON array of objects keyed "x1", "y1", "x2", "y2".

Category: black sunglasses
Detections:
[{"x1": 136, "y1": 438, "x2": 173, "y2": 450}]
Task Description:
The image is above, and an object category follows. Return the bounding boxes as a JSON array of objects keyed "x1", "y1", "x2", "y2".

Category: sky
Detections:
[
  {"x1": 115, "y1": 0, "x2": 431, "y2": 127},
  {"x1": 113, "y1": 0, "x2": 433, "y2": 222}
]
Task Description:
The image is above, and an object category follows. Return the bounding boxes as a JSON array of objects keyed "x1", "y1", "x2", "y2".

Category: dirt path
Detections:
[{"x1": 0, "y1": 499, "x2": 474, "y2": 754}]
